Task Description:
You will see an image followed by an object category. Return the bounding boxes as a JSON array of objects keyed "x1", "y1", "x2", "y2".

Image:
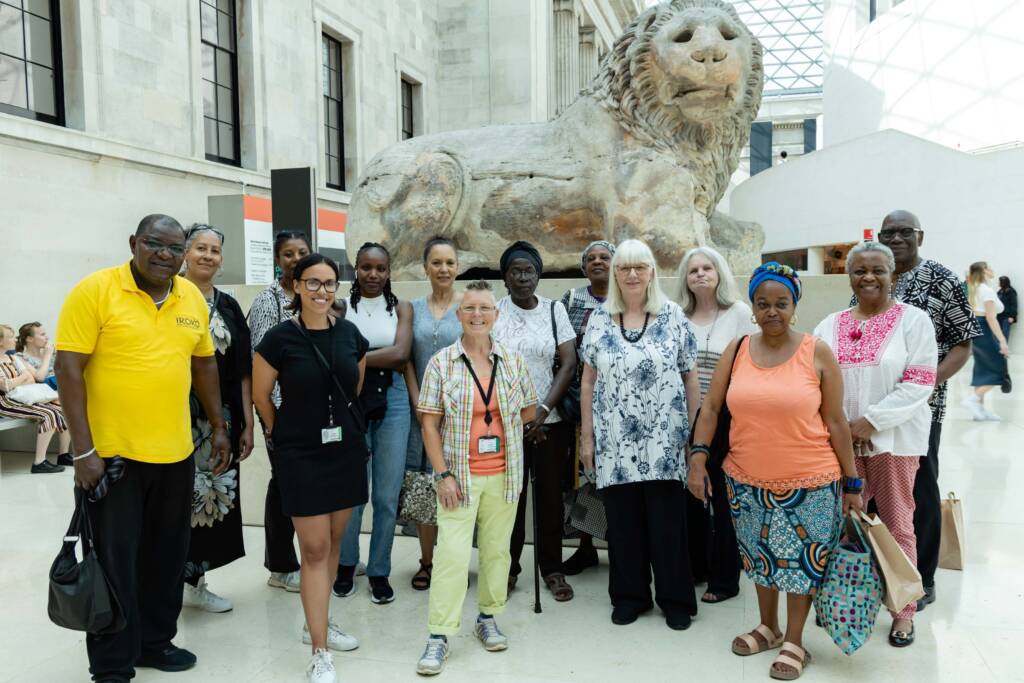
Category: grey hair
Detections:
[
  {"x1": 185, "y1": 223, "x2": 225, "y2": 250},
  {"x1": 605, "y1": 239, "x2": 669, "y2": 315},
  {"x1": 846, "y1": 241, "x2": 895, "y2": 274},
  {"x1": 674, "y1": 246, "x2": 741, "y2": 315}
]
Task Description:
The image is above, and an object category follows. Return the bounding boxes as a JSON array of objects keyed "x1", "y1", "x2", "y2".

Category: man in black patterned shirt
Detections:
[{"x1": 877, "y1": 210, "x2": 980, "y2": 609}]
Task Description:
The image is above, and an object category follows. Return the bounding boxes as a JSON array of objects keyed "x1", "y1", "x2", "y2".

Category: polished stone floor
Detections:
[{"x1": 1, "y1": 367, "x2": 1021, "y2": 682}]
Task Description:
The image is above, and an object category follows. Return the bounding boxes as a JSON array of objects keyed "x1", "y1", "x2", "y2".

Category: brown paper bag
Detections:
[
  {"x1": 857, "y1": 511, "x2": 925, "y2": 612},
  {"x1": 938, "y1": 491, "x2": 965, "y2": 570}
]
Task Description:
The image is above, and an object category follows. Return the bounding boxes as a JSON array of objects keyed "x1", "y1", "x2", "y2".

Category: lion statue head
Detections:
[{"x1": 586, "y1": 0, "x2": 763, "y2": 216}]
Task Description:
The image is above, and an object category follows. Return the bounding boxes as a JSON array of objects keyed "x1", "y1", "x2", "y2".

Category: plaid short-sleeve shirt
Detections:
[{"x1": 417, "y1": 336, "x2": 537, "y2": 506}]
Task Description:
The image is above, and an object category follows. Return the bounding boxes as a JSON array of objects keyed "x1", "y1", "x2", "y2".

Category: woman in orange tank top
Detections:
[{"x1": 688, "y1": 263, "x2": 863, "y2": 681}]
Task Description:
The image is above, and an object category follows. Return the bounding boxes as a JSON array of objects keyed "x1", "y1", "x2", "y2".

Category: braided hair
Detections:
[{"x1": 350, "y1": 242, "x2": 399, "y2": 313}]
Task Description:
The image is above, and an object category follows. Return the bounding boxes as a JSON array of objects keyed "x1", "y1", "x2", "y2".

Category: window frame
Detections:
[
  {"x1": 400, "y1": 77, "x2": 414, "y2": 140},
  {"x1": 322, "y1": 33, "x2": 345, "y2": 191},
  {"x1": 0, "y1": 0, "x2": 65, "y2": 125},
  {"x1": 199, "y1": 0, "x2": 241, "y2": 167}
]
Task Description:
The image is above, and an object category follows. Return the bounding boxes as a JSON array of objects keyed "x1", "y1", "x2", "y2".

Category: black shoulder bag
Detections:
[
  {"x1": 291, "y1": 318, "x2": 367, "y2": 435},
  {"x1": 689, "y1": 335, "x2": 748, "y2": 468},
  {"x1": 48, "y1": 488, "x2": 126, "y2": 634},
  {"x1": 550, "y1": 301, "x2": 581, "y2": 423}
]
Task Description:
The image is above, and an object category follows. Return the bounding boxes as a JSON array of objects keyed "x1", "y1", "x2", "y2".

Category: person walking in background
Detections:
[
  {"x1": 248, "y1": 230, "x2": 311, "y2": 594},
  {"x1": 997, "y1": 276, "x2": 1017, "y2": 341},
  {"x1": 815, "y1": 242, "x2": 937, "y2": 648},
  {"x1": 689, "y1": 262, "x2": 863, "y2": 680},
  {"x1": 493, "y1": 241, "x2": 577, "y2": 601},
  {"x1": 55, "y1": 214, "x2": 231, "y2": 682},
  {"x1": 15, "y1": 322, "x2": 58, "y2": 389},
  {"x1": 404, "y1": 237, "x2": 464, "y2": 591},
  {"x1": 580, "y1": 239, "x2": 701, "y2": 631},
  {"x1": 0, "y1": 324, "x2": 71, "y2": 473},
  {"x1": 414, "y1": 281, "x2": 537, "y2": 676},
  {"x1": 558, "y1": 240, "x2": 614, "y2": 577},
  {"x1": 253, "y1": 253, "x2": 368, "y2": 683},
  {"x1": 334, "y1": 243, "x2": 413, "y2": 605},
  {"x1": 874, "y1": 210, "x2": 979, "y2": 611},
  {"x1": 179, "y1": 224, "x2": 253, "y2": 614},
  {"x1": 963, "y1": 261, "x2": 1010, "y2": 421},
  {"x1": 674, "y1": 246, "x2": 755, "y2": 605}
]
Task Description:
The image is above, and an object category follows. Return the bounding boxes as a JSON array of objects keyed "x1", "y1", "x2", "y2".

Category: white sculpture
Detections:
[{"x1": 346, "y1": 0, "x2": 765, "y2": 278}]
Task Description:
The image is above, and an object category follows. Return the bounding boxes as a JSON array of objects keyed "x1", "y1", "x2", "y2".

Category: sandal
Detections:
[
  {"x1": 543, "y1": 573, "x2": 574, "y2": 602},
  {"x1": 411, "y1": 561, "x2": 432, "y2": 591},
  {"x1": 770, "y1": 642, "x2": 811, "y2": 681},
  {"x1": 702, "y1": 589, "x2": 739, "y2": 604},
  {"x1": 731, "y1": 624, "x2": 784, "y2": 656}
]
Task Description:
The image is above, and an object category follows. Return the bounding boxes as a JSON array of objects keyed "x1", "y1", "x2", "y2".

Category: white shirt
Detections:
[
  {"x1": 493, "y1": 295, "x2": 575, "y2": 424},
  {"x1": 973, "y1": 283, "x2": 1004, "y2": 315},
  {"x1": 347, "y1": 295, "x2": 398, "y2": 349},
  {"x1": 814, "y1": 303, "x2": 938, "y2": 457},
  {"x1": 688, "y1": 301, "x2": 757, "y2": 398}
]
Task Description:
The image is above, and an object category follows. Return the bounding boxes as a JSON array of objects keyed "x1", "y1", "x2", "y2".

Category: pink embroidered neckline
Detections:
[{"x1": 834, "y1": 304, "x2": 904, "y2": 368}]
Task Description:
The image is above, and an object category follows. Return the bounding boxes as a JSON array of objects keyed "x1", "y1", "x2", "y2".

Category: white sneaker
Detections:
[
  {"x1": 356, "y1": 561, "x2": 367, "y2": 576},
  {"x1": 302, "y1": 620, "x2": 359, "y2": 652},
  {"x1": 268, "y1": 571, "x2": 301, "y2": 592},
  {"x1": 416, "y1": 637, "x2": 449, "y2": 676},
  {"x1": 307, "y1": 648, "x2": 337, "y2": 683},
  {"x1": 182, "y1": 577, "x2": 233, "y2": 613},
  {"x1": 962, "y1": 396, "x2": 986, "y2": 421},
  {"x1": 980, "y1": 405, "x2": 1002, "y2": 421},
  {"x1": 474, "y1": 616, "x2": 508, "y2": 651}
]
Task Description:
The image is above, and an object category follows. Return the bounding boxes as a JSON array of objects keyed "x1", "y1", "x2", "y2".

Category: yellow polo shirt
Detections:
[{"x1": 56, "y1": 261, "x2": 215, "y2": 463}]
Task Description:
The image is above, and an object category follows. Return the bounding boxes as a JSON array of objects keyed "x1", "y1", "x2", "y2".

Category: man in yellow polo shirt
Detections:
[{"x1": 55, "y1": 214, "x2": 230, "y2": 683}]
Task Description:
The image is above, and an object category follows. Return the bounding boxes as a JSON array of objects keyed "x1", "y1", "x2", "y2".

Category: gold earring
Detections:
[
  {"x1": 790, "y1": 314, "x2": 799, "y2": 327},
  {"x1": 750, "y1": 314, "x2": 757, "y2": 324}
]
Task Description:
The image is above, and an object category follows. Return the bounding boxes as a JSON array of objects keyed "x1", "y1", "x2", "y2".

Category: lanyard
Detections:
[
  {"x1": 460, "y1": 353, "x2": 499, "y2": 430},
  {"x1": 298, "y1": 317, "x2": 337, "y2": 426}
]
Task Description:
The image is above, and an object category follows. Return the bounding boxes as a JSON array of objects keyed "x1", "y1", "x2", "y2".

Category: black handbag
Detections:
[
  {"x1": 562, "y1": 481, "x2": 607, "y2": 540},
  {"x1": 1002, "y1": 357, "x2": 1012, "y2": 394},
  {"x1": 359, "y1": 367, "x2": 392, "y2": 421},
  {"x1": 550, "y1": 301, "x2": 581, "y2": 422},
  {"x1": 48, "y1": 489, "x2": 125, "y2": 634},
  {"x1": 689, "y1": 335, "x2": 747, "y2": 468}
]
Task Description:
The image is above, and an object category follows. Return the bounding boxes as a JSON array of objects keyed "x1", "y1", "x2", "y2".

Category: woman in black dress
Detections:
[
  {"x1": 253, "y1": 253, "x2": 369, "y2": 683},
  {"x1": 180, "y1": 225, "x2": 252, "y2": 613}
]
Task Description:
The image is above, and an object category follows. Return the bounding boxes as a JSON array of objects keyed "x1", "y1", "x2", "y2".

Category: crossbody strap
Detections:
[{"x1": 290, "y1": 318, "x2": 366, "y2": 433}]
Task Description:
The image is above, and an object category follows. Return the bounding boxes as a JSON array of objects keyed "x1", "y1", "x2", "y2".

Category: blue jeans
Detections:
[{"x1": 339, "y1": 371, "x2": 410, "y2": 577}]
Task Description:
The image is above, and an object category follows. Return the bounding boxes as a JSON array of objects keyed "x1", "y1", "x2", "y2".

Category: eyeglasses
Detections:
[
  {"x1": 298, "y1": 278, "x2": 339, "y2": 292},
  {"x1": 460, "y1": 305, "x2": 496, "y2": 315},
  {"x1": 186, "y1": 225, "x2": 226, "y2": 244},
  {"x1": 877, "y1": 227, "x2": 919, "y2": 242},
  {"x1": 616, "y1": 264, "x2": 651, "y2": 274},
  {"x1": 141, "y1": 238, "x2": 186, "y2": 257}
]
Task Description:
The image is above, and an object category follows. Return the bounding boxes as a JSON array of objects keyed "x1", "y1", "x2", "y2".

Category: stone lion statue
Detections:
[{"x1": 346, "y1": 0, "x2": 765, "y2": 278}]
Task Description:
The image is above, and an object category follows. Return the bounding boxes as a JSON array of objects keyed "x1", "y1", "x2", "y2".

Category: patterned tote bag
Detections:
[{"x1": 814, "y1": 515, "x2": 883, "y2": 655}]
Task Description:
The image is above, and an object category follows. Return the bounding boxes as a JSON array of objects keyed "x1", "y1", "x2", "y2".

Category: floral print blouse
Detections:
[{"x1": 581, "y1": 301, "x2": 698, "y2": 489}]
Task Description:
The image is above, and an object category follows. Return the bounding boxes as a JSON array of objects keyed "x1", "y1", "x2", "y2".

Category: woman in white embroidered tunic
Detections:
[{"x1": 814, "y1": 241, "x2": 937, "y2": 648}]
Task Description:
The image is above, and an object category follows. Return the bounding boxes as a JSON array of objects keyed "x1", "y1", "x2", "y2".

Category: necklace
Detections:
[
  {"x1": 700, "y1": 307, "x2": 721, "y2": 356},
  {"x1": 360, "y1": 295, "x2": 387, "y2": 318},
  {"x1": 618, "y1": 312, "x2": 651, "y2": 343},
  {"x1": 152, "y1": 282, "x2": 173, "y2": 307},
  {"x1": 428, "y1": 294, "x2": 454, "y2": 349}
]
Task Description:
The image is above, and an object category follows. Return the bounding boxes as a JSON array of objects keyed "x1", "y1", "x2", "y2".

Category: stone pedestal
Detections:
[
  {"x1": 552, "y1": 0, "x2": 579, "y2": 117},
  {"x1": 579, "y1": 25, "x2": 598, "y2": 91}
]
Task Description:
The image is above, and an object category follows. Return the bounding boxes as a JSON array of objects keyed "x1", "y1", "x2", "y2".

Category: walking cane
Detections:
[{"x1": 531, "y1": 454, "x2": 543, "y2": 614}]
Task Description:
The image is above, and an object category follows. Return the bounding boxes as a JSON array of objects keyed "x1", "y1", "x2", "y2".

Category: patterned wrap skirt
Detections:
[{"x1": 726, "y1": 476, "x2": 842, "y2": 595}]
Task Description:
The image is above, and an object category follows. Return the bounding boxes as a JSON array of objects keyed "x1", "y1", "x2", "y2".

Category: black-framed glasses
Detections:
[
  {"x1": 298, "y1": 278, "x2": 339, "y2": 293},
  {"x1": 877, "y1": 227, "x2": 920, "y2": 242},
  {"x1": 141, "y1": 238, "x2": 186, "y2": 257}
]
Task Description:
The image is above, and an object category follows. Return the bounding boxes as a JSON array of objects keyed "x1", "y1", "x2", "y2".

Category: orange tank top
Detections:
[
  {"x1": 468, "y1": 376, "x2": 506, "y2": 476},
  {"x1": 723, "y1": 335, "x2": 841, "y2": 489}
]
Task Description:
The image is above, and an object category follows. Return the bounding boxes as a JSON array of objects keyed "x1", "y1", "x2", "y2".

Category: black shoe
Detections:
[
  {"x1": 368, "y1": 576, "x2": 395, "y2": 604},
  {"x1": 916, "y1": 584, "x2": 935, "y2": 612},
  {"x1": 611, "y1": 603, "x2": 652, "y2": 626},
  {"x1": 57, "y1": 452, "x2": 74, "y2": 466},
  {"x1": 333, "y1": 564, "x2": 356, "y2": 597},
  {"x1": 96, "y1": 678, "x2": 130, "y2": 683},
  {"x1": 136, "y1": 645, "x2": 197, "y2": 672},
  {"x1": 889, "y1": 623, "x2": 915, "y2": 647},
  {"x1": 31, "y1": 460, "x2": 64, "y2": 474},
  {"x1": 561, "y1": 547, "x2": 599, "y2": 576},
  {"x1": 665, "y1": 612, "x2": 692, "y2": 631}
]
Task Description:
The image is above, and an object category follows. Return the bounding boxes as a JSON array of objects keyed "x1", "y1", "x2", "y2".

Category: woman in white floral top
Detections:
[{"x1": 580, "y1": 239, "x2": 701, "y2": 630}]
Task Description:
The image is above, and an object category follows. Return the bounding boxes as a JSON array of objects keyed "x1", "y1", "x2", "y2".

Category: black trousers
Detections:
[
  {"x1": 86, "y1": 457, "x2": 194, "y2": 681},
  {"x1": 685, "y1": 459, "x2": 741, "y2": 596},
  {"x1": 604, "y1": 480, "x2": 697, "y2": 618},
  {"x1": 914, "y1": 421, "x2": 943, "y2": 587},
  {"x1": 510, "y1": 421, "x2": 574, "y2": 578},
  {"x1": 262, "y1": 421, "x2": 299, "y2": 574}
]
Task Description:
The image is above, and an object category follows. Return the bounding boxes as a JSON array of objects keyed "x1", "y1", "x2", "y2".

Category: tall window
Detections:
[
  {"x1": 749, "y1": 121, "x2": 772, "y2": 175},
  {"x1": 400, "y1": 78, "x2": 414, "y2": 140},
  {"x1": 322, "y1": 34, "x2": 344, "y2": 191},
  {"x1": 0, "y1": 0, "x2": 63, "y2": 124},
  {"x1": 200, "y1": 0, "x2": 239, "y2": 165}
]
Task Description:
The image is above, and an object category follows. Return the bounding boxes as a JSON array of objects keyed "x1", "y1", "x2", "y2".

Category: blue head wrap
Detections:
[
  {"x1": 581, "y1": 240, "x2": 615, "y2": 274},
  {"x1": 748, "y1": 262, "x2": 802, "y2": 303}
]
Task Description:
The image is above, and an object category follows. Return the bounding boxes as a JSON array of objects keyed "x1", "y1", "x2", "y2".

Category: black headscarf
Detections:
[{"x1": 499, "y1": 240, "x2": 543, "y2": 275}]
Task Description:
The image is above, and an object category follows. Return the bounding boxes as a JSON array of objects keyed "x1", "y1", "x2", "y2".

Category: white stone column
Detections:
[
  {"x1": 578, "y1": 25, "x2": 598, "y2": 91},
  {"x1": 552, "y1": 0, "x2": 579, "y2": 117}
]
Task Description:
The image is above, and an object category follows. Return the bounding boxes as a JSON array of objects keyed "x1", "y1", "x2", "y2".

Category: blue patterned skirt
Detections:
[{"x1": 726, "y1": 476, "x2": 842, "y2": 595}]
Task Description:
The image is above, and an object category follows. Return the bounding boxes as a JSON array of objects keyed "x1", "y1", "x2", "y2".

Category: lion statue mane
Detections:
[{"x1": 346, "y1": 0, "x2": 765, "y2": 278}]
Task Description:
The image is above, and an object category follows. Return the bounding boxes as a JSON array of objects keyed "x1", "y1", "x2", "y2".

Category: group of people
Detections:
[{"x1": 40, "y1": 207, "x2": 1000, "y2": 683}]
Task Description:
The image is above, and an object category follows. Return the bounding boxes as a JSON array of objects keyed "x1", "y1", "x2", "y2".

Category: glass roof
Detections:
[{"x1": 730, "y1": 0, "x2": 823, "y2": 96}]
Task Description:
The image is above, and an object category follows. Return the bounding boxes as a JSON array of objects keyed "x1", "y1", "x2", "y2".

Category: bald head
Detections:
[
  {"x1": 135, "y1": 214, "x2": 184, "y2": 238},
  {"x1": 878, "y1": 209, "x2": 923, "y2": 272},
  {"x1": 881, "y1": 210, "x2": 920, "y2": 231}
]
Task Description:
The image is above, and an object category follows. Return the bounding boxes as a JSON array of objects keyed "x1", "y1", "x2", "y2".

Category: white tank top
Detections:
[{"x1": 347, "y1": 294, "x2": 398, "y2": 348}]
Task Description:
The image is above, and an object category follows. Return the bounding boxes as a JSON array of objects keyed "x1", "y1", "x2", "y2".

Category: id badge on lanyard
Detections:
[
  {"x1": 312, "y1": 321, "x2": 343, "y2": 445},
  {"x1": 461, "y1": 352, "x2": 500, "y2": 454}
]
